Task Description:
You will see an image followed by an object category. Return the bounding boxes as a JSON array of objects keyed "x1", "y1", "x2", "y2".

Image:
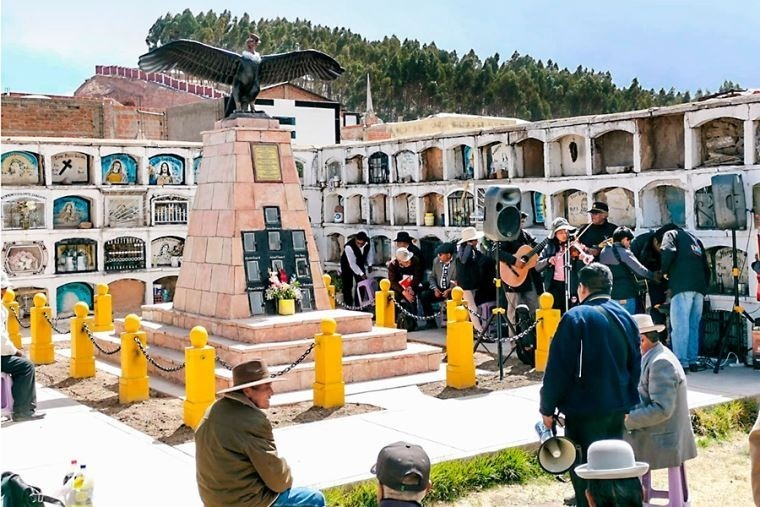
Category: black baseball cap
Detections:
[
  {"x1": 371, "y1": 441, "x2": 430, "y2": 492},
  {"x1": 588, "y1": 201, "x2": 609, "y2": 213}
]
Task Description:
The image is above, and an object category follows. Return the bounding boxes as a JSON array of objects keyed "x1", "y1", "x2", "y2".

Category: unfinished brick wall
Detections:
[{"x1": 1, "y1": 96, "x2": 166, "y2": 140}]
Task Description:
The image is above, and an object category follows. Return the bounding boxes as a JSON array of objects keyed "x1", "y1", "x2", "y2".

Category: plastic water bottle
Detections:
[
  {"x1": 534, "y1": 421, "x2": 553, "y2": 443},
  {"x1": 71, "y1": 464, "x2": 94, "y2": 506},
  {"x1": 62, "y1": 459, "x2": 78, "y2": 485}
]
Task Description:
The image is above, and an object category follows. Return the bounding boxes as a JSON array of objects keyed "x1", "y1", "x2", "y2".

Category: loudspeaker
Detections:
[
  {"x1": 483, "y1": 185, "x2": 522, "y2": 241},
  {"x1": 537, "y1": 436, "x2": 579, "y2": 475},
  {"x1": 711, "y1": 173, "x2": 746, "y2": 229}
]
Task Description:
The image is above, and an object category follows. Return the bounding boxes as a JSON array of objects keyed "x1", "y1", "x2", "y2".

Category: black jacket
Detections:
[{"x1": 659, "y1": 228, "x2": 710, "y2": 296}]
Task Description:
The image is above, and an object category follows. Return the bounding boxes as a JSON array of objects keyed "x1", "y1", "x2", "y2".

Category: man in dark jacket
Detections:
[
  {"x1": 372, "y1": 441, "x2": 432, "y2": 506},
  {"x1": 195, "y1": 359, "x2": 325, "y2": 507},
  {"x1": 599, "y1": 226, "x2": 659, "y2": 314},
  {"x1": 653, "y1": 225, "x2": 710, "y2": 371},
  {"x1": 540, "y1": 263, "x2": 641, "y2": 507},
  {"x1": 577, "y1": 201, "x2": 617, "y2": 259},
  {"x1": 340, "y1": 231, "x2": 372, "y2": 307},
  {"x1": 630, "y1": 224, "x2": 679, "y2": 327}
]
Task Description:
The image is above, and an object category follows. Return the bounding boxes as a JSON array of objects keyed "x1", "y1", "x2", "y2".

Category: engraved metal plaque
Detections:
[{"x1": 252, "y1": 145, "x2": 282, "y2": 182}]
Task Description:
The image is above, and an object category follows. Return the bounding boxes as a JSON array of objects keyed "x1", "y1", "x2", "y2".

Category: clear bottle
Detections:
[
  {"x1": 71, "y1": 464, "x2": 94, "y2": 506},
  {"x1": 63, "y1": 459, "x2": 78, "y2": 485}
]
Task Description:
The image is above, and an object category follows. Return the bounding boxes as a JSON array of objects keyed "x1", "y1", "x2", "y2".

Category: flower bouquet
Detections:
[{"x1": 265, "y1": 269, "x2": 302, "y2": 315}]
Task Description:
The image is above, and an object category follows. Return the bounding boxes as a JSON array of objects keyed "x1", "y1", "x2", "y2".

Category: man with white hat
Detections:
[
  {"x1": 625, "y1": 314, "x2": 697, "y2": 472},
  {"x1": 1, "y1": 271, "x2": 43, "y2": 422},
  {"x1": 575, "y1": 439, "x2": 649, "y2": 507},
  {"x1": 194, "y1": 359, "x2": 325, "y2": 507}
]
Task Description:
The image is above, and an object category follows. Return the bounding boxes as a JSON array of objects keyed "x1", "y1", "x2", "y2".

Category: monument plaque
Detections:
[{"x1": 252, "y1": 145, "x2": 282, "y2": 182}]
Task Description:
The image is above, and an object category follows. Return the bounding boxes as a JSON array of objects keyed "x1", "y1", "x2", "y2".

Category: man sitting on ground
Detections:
[
  {"x1": 195, "y1": 359, "x2": 325, "y2": 507},
  {"x1": 372, "y1": 441, "x2": 432, "y2": 506}
]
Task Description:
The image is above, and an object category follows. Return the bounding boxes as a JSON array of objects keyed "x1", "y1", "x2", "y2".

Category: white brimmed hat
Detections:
[
  {"x1": 217, "y1": 359, "x2": 285, "y2": 394},
  {"x1": 575, "y1": 440, "x2": 649, "y2": 480},
  {"x1": 633, "y1": 313, "x2": 665, "y2": 334},
  {"x1": 395, "y1": 247, "x2": 414, "y2": 262},
  {"x1": 549, "y1": 217, "x2": 576, "y2": 239},
  {"x1": 457, "y1": 227, "x2": 485, "y2": 245}
]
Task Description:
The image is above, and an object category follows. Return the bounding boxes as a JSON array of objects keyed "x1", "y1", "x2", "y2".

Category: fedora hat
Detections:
[
  {"x1": 633, "y1": 313, "x2": 665, "y2": 334},
  {"x1": 354, "y1": 231, "x2": 370, "y2": 242},
  {"x1": 394, "y1": 231, "x2": 414, "y2": 243},
  {"x1": 217, "y1": 359, "x2": 285, "y2": 394},
  {"x1": 457, "y1": 226, "x2": 485, "y2": 245},
  {"x1": 549, "y1": 217, "x2": 576, "y2": 239},
  {"x1": 575, "y1": 440, "x2": 649, "y2": 480}
]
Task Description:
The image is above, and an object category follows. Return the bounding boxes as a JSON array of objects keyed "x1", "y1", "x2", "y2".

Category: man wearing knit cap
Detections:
[{"x1": 372, "y1": 441, "x2": 432, "y2": 506}]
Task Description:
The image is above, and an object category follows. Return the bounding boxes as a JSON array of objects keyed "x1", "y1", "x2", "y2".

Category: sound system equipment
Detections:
[
  {"x1": 537, "y1": 436, "x2": 579, "y2": 475},
  {"x1": 711, "y1": 173, "x2": 746, "y2": 229},
  {"x1": 483, "y1": 185, "x2": 522, "y2": 241}
]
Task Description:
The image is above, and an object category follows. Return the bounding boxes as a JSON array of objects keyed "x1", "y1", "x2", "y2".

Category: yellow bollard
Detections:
[
  {"x1": 447, "y1": 286, "x2": 465, "y2": 323},
  {"x1": 313, "y1": 318, "x2": 345, "y2": 408},
  {"x1": 535, "y1": 292, "x2": 561, "y2": 372},
  {"x1": 323, "y1": 274, "x2": 336, "y2": 309},
  {"x1": 93, "y1": 283, "x2": 115, "y2": 332},
  {"x1": 3, "y1": 289, "x2": 22, "y2": 350},
  {"x1": 375, "y1": 279, "x2": 396, "y2": 328},
  {"x1": 184, "y1": 326, "x2": 216, "y2": 430},
  {"x1": 446, "y1": 306, "x2": 476, "y2": 389},
  {"x1": 70, "y1": 302, "x2": 95, "y2": 378},
  {"x1": 119, "y1": 314, "x2": 149, "y2": 403},
  {"x1": 30, "y1": 293, "x2": 54, "y2": 364}
]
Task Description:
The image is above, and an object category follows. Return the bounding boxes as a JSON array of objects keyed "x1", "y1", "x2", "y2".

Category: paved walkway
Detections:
[{"x1": 1, "y1": 333, "x2": 758, "y2": 506}]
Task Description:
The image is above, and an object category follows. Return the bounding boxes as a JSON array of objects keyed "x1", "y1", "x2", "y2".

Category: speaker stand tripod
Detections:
[{"x1": 712, "y1": 228, "x2": 752, "y2": 373}]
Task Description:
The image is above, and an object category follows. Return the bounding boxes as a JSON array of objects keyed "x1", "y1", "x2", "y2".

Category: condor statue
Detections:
[{"x1": 138, "y1": 33, "x2": 344, "y2": 117}]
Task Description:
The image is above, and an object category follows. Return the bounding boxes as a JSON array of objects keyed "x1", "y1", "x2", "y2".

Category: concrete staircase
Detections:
[{"x1": 94, "y1": 303, "x2": 443, "y2": 393}]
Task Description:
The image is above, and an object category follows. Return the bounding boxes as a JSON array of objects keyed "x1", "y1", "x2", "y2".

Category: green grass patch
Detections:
[
  {"x1": 324, "y1": 447, "x2": 542, "y2": 506},
  {"x1": 691, "y1": 397, "x2": 758, "y2": 446},
  {"x1": 324, "y1": 397, "x2": 759, "y2": 506}
]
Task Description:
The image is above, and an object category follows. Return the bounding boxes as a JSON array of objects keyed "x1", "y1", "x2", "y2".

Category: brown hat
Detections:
[{"x1": 217, "y1": 359, "x2": 285, "y2": 394}]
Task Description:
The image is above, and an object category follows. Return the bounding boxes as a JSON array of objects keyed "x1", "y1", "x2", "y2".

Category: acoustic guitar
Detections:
[{"x1": 499, "y1": 237, "x2": 550, "y2": 287}]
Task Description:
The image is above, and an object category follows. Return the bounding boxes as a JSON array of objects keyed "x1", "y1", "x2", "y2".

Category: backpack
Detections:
[{"x1": 1, "y1": 472, "x2": 64, "y2": 507}]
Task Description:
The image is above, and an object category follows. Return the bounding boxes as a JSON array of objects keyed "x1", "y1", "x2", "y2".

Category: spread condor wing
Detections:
[
  {"x1": 259, "y1": 50, "x2": 344, "y2": 85},
  {"x1": 138, "y1": 39, "x2": 240, "y2": 85}
]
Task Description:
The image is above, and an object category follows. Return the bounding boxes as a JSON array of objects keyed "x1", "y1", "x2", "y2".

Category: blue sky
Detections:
[{"x1": 2, "y1": 0, "x2": 758, "y2": 97}]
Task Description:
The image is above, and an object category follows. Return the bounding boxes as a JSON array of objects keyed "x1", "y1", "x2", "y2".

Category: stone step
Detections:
[
  {"x1": 137, "y1": 304, "x2": 374, "y2": 343},
  {"x1": 112, "y1": 320, "x2": 408, "y2": 367},
  {"x1": 92, "y1": 337, "x2": 443, "y2": 394}
]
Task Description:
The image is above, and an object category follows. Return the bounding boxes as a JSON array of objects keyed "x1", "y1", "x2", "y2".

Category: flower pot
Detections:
[{"x1": 278, "y1": 299, "x2": 296, "y2": 315}]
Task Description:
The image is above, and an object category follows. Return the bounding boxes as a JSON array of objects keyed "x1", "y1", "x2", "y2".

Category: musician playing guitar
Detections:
[{"x1": 498, "y1": 212, "x2": 545, "y2": 327}]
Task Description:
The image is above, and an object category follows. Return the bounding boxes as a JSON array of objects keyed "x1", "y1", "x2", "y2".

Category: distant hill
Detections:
[{"x1": 146, "y1": 9, "x2": 698, "y2": 121}]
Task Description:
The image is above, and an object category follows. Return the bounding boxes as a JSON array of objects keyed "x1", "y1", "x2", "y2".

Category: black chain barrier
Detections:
[
  {"x1": 215, "y1": 356, "x2": 234, "y2": 370},
  {"x1": 335, "y1": 299, "x2": 374, "y2": 312},
  {"x1": 270, "y1": 341, "x2": 316, "y2": 378},
  {"x1": 392, "y1": 299, "x2": 445, "y2": 322},
  {"x1": 45, "y1": 313, "x2": 70, "y2": 335},
  {"x1": 475, "y1": 318, "x2": 542, "y2": 344},
  {"x1": 9, "y1": 306, "x2": 31, "y2": 329},
  {"x1": 81, "y1": 322, "x2": 121, "y2": 355},
  {"x1": 133, "y1": 336, "x2": 186, "y2": 372}
]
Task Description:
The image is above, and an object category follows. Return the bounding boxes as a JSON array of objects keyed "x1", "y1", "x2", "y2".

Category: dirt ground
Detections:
[
  {"x1": 437, "y1": 432, "x2": 754, "y2": 507},
  {"x1": 34, "y1": 349, "x2": 538, "y2": 445}
]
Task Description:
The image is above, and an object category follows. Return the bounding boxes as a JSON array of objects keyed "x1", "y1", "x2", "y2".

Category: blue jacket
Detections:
[{"x1": 540, "y1": 294, "x2": 641, "y2": 418}]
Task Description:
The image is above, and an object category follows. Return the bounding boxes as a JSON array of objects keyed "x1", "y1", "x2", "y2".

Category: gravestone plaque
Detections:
[{"x1": 252, "y1": 145, "x2": 282, "y2": 182}]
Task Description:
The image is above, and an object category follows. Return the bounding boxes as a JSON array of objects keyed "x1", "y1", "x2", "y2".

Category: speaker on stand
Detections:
[
  {"x1": 710, "y1": 173, "x2": 750, "y2": 373},
  {"x1": 482, "y1": 185, "x2": 523, "y2": 379}
]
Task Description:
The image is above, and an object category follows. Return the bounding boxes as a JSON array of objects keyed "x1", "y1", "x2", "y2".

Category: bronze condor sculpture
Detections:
[{"x1": 138, "y1": 33, "x2": 344, "y2": 116}]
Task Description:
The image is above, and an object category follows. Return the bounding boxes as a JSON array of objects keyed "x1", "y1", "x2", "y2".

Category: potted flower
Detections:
[{"x1": 264, "y1": 269, "x2": 302, "y2": 315}]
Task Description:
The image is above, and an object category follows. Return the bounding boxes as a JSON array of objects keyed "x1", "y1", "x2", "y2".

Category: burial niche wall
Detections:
[
  {"x1": 639, "y1": 183, "x2": 686, "y2": 228},
  {"x1": 638, "y1": 114, "x2": 685, "y2": 171},
  {"x1": 420, "y1": 147, "x2": 443, "y2": 182},
  {"x1": 480, "y1": 142, "x2": 508, "y2": 179},
  {"x1": 594, "y1": 187, "x2": 636, "y2": 227},
  {"x1": 698, "y1": 117, "x2": 744, "y2": 167},
  {"x1": 392, "y1": 193, "x2": 416, "y2": 226},
  {"x1": 593, "y1": 130, "x2": 633, "y2": 175},
  {"x1": 514, "y1": 138, "x2": 544, "y2": 178}
]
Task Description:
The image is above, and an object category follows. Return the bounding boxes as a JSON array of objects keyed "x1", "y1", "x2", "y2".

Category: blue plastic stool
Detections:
[{"x1": 641, "y1": 463, "x2": 690, "y2": 507}]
